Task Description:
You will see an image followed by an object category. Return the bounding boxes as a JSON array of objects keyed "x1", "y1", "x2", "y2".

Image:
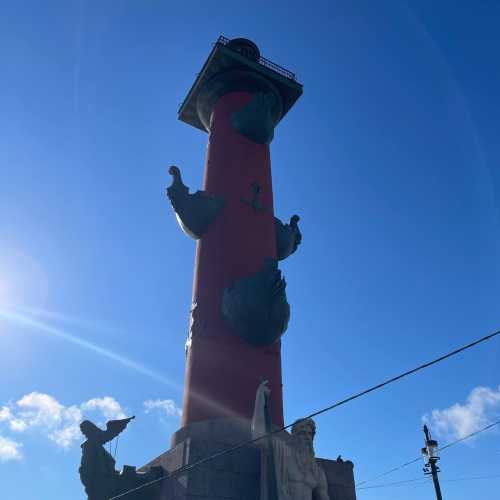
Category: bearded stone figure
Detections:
[{"x1": 252, "y1": 381, "x2": 330, "y2": 500}]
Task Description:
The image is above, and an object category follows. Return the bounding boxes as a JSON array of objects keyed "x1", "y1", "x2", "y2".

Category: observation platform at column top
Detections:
[{"x1": 178, "y1": 35, "x2": 303, "y2": 132}]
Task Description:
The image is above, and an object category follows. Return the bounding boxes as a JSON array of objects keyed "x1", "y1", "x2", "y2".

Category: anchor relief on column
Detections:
[{"x1": 240, "y1": 181, "x2": 303, "y2": 260}]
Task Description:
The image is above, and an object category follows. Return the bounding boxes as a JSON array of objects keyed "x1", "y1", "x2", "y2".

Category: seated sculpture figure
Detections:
[
  {"x1": 79, "y1": 417, "x2": 163, "y2": 500},
  {"x1": 252, "y1": 381, "x2": 330, "y2": 500}
]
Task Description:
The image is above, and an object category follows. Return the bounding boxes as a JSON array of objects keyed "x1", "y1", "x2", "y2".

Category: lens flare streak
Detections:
[
  {"x1": 0, "y1": 306, "x2": 240, "y2": 419},
  {"x1": 0, "y1": 307, "x2": 178, "y2": 389}
]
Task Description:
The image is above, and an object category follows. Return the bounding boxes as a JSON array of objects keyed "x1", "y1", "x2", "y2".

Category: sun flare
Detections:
[{"x1": 0, "y1": 251, "x2": 49, "y2": 309}]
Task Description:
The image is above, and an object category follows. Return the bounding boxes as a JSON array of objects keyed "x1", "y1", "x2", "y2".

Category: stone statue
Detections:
[
  {"x1": 79, "y1": 417, "x2": 163, "y2": 500},
  {"x1": 252, "y1": 381, "x2": 330, "y2": 500}
]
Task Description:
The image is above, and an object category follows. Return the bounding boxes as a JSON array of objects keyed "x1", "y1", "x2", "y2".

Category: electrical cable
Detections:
[
  {"x1": 358, "y1": 473, "x2": 500, "y2": 491},
  {"x1": 441, "y1": 474, "x2": 500, "y2": 483},
  {"x1": 356, "y1": 456, "x2": 422, "y2": 486},
  {"x1": 356, "y1": 419, "x2": 500, "y2": 486},
  {"x1": 438, "y1": 420, "x2": 500, "y2": 452},
  {"x1": 357, "y1": 476, "x2": 430, "y2": 490},
  {"x1": 109, "y1": 328, "x2": 500, "y2": 499}
]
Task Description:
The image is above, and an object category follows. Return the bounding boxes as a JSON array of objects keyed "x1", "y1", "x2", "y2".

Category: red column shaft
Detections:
[{"x1": 182, "y1": 91, "x2": 284, "y2": 427}]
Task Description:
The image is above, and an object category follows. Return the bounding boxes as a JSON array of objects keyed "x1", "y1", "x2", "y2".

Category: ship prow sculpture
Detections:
[{"x1": 79, "y1": 36, "x2": 357, "y2": 500}]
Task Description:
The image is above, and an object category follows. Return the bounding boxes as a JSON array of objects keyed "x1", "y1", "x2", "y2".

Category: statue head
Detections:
[
  {"x1": 291, "y1": 418, "x2": 316, "y2": 456},
  {"x1": 80, "y1": 420, "x2": 104, "y2": 442}
]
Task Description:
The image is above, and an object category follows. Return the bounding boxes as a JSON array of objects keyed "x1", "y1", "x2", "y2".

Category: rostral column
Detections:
[{"x1": 167, "y1": 36, "x2": 303, "y2": 429}]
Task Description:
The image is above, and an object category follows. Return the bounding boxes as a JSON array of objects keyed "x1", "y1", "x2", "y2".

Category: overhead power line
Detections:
[
  {"x1": 356, "y1": 456, "x2": 422, "y2": 486},
  {"x1": 357, "y1": 476, "x2": 430, "y2": 490},
  {"x1": 109, "y1": 328, "x2": 500, "y2": 499},
  {"x1": 358, "y1": 473, "x2": 500, "y2": 492},
  {"x1": 441, "y1": 474, "x2": 500, "y2": 483},
  {"x1": 357, "y1": 419, "x2": 500, "y2": 487},
  {"x1": 438, "y1": 420, "x2": 500, "y2": 452}
]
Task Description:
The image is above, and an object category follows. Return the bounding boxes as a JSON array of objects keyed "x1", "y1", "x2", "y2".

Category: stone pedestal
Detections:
[
  {"x1": 141, "y1": 418, "x2": 356, "y2": 500},
  {"x1": 142, "y1": 418, "x2": 260, "y2": 500},
  {"x1": 318, "y1": 458, "x2": 357, "y2": 500}
]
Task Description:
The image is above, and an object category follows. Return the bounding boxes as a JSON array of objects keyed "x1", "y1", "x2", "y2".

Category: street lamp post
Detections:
[{"x1": 421, "y1": 424, "x2": 443, "y2": 500}]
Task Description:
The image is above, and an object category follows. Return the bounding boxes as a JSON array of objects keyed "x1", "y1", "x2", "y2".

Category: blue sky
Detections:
[{"x1": 1, "y1": 1, "x2": 499, "y2": 498}]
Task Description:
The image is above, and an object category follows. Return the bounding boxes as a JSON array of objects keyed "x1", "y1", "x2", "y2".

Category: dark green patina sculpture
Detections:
[
  {"x1": 275, "y1": 215, "x2": 301, "y2": 260},
  {"x1": 222, "y1": 259, "x2": 290, "y2": 346},
  {"x1": 79, "y1": 417, "x2": 163, "y2": 500},
  {"x1": 231, "y1": 91, "x2": 277, "y2": 144},
  {"x1": 166, "y1": 165, "x2": 224, "y2": 239}
]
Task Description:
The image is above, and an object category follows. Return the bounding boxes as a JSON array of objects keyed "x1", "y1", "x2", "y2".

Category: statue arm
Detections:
[{"x1": 103, "y1": 416, "x2": 135, "y2": 443}]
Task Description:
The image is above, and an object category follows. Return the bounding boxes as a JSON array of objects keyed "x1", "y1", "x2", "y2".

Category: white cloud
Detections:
[
  {"x1": 48, "y1": 406, "x2": 83, "y2": 449},
  {"x1": 81, "y1": 397, "x2": 126, "y2": 421},
  {"x1": 16, "y1": 392, "x2": 65, "y2": 429},
  {"x1": 143, "y1": 399, "x2": 182, "y2": 418},
  {"x1": 0, "y1": 435, "x2": 23, "y2": 462},
  {"x1": 0, "y1": 406, "x2": 11, "y2": 421},
  {"x1": 1, "y1": 404, "x2": 28, "y2": 432},
  {"x1": 424, "y1": 385, "x2": 500, "y2": 442},
  {"x1": 0, "y1": 393, "x2": 127, "y2": 452},
  {"x1": 0, "y1": 406, "x2": 13, "y2": 423},
  {"x1": 4, "y1": 392, "x2": 83, "y2": 448},
  {"x1": 9, "y1": 418, "x2": 28, "y2": 433}
]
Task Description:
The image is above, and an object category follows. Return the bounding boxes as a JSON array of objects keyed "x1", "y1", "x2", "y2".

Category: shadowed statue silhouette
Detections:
[{"x1": 79, "y1": 417, "x2": 163, "y2": 500}]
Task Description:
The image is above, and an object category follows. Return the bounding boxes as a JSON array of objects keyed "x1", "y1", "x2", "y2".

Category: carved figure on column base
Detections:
[
  {"x1": 79, "y1": 417, "x2": 163, "y2": 500},
  {"x1": 252, "y1": 381, "x2": 330, "y2": 500}
]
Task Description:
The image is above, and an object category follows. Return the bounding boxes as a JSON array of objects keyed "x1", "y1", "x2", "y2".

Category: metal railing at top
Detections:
[{"x1": 215, "y1": 36, "x2": 298, "y2": 82}]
